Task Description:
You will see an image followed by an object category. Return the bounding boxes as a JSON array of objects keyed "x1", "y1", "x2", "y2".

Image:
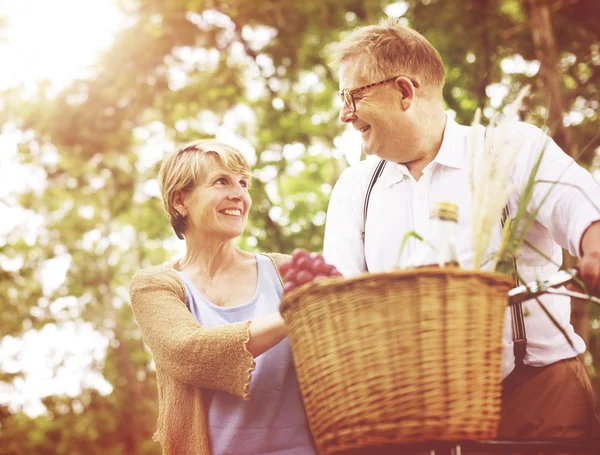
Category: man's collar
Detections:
[
  {"x1": 383, "y1": 114, "x2": 465, "y2": 187},
  {"x1": 383, "y1": 162, "x2": 408, "y2": 187},
  {"x1": 433, "y1": 115, "x2": 465, "y2": 170}
]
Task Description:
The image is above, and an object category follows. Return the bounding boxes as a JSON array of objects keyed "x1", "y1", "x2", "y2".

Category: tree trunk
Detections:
[
  {"x1": 525, "y1": 0, "x2": 588, "y2": 346},
  {"x1": 526, "y1": 0, "x2": 577, "y2": 156},
  {"x1": 475, "y1": 0, "x2": 492, "y2": 112}
]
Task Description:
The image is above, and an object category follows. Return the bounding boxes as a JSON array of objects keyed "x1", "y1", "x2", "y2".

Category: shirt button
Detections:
[{"x1": 417, "y1": 193, "x2": 424, "y2": 200}]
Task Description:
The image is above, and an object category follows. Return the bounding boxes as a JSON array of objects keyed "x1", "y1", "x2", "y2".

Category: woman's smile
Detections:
[{"x1": 219, "y1": 208, "x2": 242, "y2": 217}]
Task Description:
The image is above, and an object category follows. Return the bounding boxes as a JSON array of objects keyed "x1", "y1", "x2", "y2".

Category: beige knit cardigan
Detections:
[{"x1": 129, "y1": 253, "x2": 291, "y2": 455}]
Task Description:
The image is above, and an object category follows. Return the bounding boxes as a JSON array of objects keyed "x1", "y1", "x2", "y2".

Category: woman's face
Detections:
[{"x1": 183, "y1": 160, "x2": 252, "y2": 240}]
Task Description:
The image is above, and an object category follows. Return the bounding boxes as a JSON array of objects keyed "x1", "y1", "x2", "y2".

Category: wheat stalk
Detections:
[{"x1": 469, "y1": 87, "x2": 530, "y2": 270}]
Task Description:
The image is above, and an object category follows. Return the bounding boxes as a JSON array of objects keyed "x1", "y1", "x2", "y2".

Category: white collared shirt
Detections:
[{"x1": 323, "y1": 116, "x2": 600, "y2": 379}]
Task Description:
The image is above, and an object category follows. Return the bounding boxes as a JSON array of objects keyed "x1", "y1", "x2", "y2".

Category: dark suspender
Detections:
[
  {"x1": 501, "y1": 205, "x2": 527, "y2": 367},
  {"x1": 362, "y1": 160, "x2": 387, "y2": 242},
  {"x1": 362, "y1": 156, "x2": 527, "y2": 367}
]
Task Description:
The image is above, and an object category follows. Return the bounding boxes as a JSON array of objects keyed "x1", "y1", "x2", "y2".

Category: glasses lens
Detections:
[{"x1": 342, "y1": 90, "x2": 354, "y2": 111}]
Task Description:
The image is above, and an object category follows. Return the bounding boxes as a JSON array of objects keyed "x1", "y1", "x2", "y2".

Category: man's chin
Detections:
[
  {"x1": 363, "y1": 142, "x2": 385, "y2": 159},
  {"x1": 361, "y1": 142, "x2": 375, "y2": 156}
]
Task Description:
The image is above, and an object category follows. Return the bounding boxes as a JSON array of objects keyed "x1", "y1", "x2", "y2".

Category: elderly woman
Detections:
[{"x1": 129, "y1": 140, "x2": 316, "y2": 455}]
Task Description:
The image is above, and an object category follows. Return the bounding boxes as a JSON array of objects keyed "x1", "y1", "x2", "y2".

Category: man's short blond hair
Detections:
[
  {"x1": 331, "y1": 18, "x2": 445, "y2": 91},
  {"x1": 159, "y1": 139, "x2": 252, "y2": 239}
]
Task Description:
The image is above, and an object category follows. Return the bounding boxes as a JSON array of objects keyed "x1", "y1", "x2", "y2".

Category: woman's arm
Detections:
[
  {"x1": 130, "y1": 266, "x2": 285, "y2": 398},
  {"x1": 247, "y1": 312, "x2": 286, "y2": 357}
]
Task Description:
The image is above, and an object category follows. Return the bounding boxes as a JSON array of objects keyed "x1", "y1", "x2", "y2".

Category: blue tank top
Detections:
[{"x1": 175, "y1": 254, "x2": 316, "y2": 455}]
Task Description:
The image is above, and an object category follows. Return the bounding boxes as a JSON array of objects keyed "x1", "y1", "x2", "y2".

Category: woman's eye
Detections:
[
  {"x1": 240, "y1": 180, "x2": 248, "y2": 188},
  {"x1": 215, "y1": 178, "x2": 227, "y2": 185}
]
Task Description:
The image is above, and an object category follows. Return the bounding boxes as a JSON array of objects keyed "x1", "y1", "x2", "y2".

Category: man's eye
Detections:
[
  {"x1": 215, "y1": 178, "x2": 227, "y2": 184},
  {"x1": 240, "y1": 180, "x2": 248, "y2": 188}
]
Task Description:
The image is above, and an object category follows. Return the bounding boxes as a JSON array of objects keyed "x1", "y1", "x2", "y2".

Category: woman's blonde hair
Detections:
[
  {"x1": 159, "y1": 139, "x2": 252, "y2": 239},
  {"x1": 331, "y1": 18, "x2": 445, "y2": 91}
]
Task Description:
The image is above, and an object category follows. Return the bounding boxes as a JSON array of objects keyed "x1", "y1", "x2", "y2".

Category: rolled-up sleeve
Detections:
[{"x1": 510, "y1": 123, "x2": 600, "y2": 258}]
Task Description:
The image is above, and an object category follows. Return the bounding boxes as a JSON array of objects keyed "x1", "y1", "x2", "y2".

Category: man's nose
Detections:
[{"x1": 339, "y1": 102, "x2": 356, "y2": 123}]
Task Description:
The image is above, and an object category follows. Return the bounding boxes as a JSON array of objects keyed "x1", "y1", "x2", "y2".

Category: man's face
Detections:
[{"x1": 338, "y1": 58, "x2": 420, "y2": 163}]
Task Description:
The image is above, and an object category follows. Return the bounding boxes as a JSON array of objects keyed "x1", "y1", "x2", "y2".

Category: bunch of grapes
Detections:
[{"x1": 279, "y1": 249, "x2": 343, "y2": 294}]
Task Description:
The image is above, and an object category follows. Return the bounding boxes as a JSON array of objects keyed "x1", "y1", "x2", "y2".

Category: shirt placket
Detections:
[{"x1": 412, "y1": 169, "x2": 433, "y2": 238}]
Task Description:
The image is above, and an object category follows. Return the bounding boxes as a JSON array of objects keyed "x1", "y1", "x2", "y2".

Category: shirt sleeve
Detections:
[
  {"x1": 323, "y1": 164, "x2": 370, "y2": 276},
  {"x1": 510, "y1": 123, "x2": 600, "y2": 258},
  {"x1": 129, "y1": 267, "x2": 255, "y2": 399}
]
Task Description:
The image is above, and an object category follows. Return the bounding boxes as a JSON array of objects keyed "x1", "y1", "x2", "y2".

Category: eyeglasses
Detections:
[{"x1": 339, "y1": 76, "x2": 420, "y2": 113}]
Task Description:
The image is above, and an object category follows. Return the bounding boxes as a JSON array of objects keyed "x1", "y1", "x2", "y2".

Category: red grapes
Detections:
[{"x1": 279, "y1": 249, "x2": 343, "y2": 294}]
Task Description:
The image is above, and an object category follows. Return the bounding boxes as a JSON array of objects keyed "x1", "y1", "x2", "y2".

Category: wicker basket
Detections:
[{"x1": 279, "y1": 267, "x2": 512, "y2": 454}]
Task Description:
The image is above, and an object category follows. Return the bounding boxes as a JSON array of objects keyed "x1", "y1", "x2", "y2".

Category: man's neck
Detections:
[{"x1": 406, "y1": 110, "x2": 447, "y2": 181}]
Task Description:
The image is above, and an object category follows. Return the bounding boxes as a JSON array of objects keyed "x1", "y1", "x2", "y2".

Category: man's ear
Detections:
[{"x1": 395, "y1": 77, "x2": 416, "y2": 110}]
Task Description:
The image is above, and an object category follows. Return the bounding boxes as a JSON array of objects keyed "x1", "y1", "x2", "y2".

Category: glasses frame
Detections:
[{"x1": 339, "y1": 75, "x2": 420, "y2": 113}]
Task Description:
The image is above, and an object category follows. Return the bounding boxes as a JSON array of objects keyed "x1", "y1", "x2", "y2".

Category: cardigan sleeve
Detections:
[
  {"x1": 129, "y1": 266, "x2": 255, "y2": 399},
  {"x1": 262, "y1": 253, "x2": 291, "y2": 284}
]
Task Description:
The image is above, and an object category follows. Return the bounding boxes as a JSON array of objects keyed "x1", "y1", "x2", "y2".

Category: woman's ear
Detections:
[{"x1": 172, "y1": 190, "x2": 187, "y2": 217}]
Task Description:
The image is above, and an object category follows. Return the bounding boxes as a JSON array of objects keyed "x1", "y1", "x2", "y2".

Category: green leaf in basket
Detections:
[{"x1": 395, "y1": 230, "x2": 429, "y2": 268}]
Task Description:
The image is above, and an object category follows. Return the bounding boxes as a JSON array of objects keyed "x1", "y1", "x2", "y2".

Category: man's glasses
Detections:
[{"x1": 339, "y1": 76, "x2": 420, "y2": 113}]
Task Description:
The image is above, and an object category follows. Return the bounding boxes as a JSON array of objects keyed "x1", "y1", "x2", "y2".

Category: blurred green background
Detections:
[{"x1": 1, "y1": 0, "x2": 598, "y2": 453}]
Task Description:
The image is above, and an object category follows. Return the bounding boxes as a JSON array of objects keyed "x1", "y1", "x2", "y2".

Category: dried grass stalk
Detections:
[{"x1": 468, "y1": 87, "x2": 530, "y2": 270}]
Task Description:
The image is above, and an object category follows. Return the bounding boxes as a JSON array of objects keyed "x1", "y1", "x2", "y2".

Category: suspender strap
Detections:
[
  {"x1": 501, "y1": 204, "x2": 527, "y2": 366},
  {"x1": 361, "y1": 160, "x2": 387, "y2": 273},
  {"x1": 362, "y1": 159, "x2": 387, "y2": 241},
  {"x1": 485, "y1": 125, "x2": 527, "y2": 367}
]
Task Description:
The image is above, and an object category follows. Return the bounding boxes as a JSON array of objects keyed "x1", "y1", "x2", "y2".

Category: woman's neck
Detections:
[{"x1": 177, "y1": 234, "x2": 246, "y2": 280}]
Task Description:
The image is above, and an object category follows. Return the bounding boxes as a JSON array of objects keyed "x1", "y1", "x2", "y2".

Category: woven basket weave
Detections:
[{"x1": 279, "y1": 267, "x2": 512, "y2": 454}]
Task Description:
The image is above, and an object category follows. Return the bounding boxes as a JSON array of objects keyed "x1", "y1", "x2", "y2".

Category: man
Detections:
[{"x1": 323, "y1": 18, "x2": 600, "y2": 439}]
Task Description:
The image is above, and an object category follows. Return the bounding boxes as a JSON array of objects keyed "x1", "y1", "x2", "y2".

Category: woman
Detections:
[{"x1": 129, "y1": 139, "x2": 316, "y2": 455}]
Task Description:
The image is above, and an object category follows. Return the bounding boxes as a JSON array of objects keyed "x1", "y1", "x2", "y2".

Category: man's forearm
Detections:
[{"x1": 580, "y1": 220, "x2": 600, "y2": 257}]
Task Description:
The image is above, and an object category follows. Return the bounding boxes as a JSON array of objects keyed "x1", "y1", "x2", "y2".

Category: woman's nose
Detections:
[{"x1": 228, "y1": 184, "x2": 247, "y2": 200}]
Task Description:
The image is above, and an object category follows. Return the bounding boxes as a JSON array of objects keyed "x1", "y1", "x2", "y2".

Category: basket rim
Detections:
[{"x1": 279, "y1": 266, "x2": 514, "y2": 315}]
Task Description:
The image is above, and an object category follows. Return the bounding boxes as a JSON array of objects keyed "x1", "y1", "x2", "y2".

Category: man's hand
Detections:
[{"x1": 572, "y1": 221, "x2": 600, "y2": 297}]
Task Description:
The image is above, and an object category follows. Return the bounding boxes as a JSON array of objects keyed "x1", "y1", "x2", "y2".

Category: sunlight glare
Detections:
[{"x1": 0, "y1": 0, "x2": 123, "y2": 92}]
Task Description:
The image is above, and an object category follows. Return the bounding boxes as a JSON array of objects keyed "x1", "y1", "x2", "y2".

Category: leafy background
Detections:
[{"x1": 1, "y1": 0, "x2": 599, "y2": 453}]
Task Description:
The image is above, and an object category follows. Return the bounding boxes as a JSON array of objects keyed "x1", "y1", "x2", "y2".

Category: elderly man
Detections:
[{"x1": 323, "y1": 18, "x2": 600, "y2": 439}]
